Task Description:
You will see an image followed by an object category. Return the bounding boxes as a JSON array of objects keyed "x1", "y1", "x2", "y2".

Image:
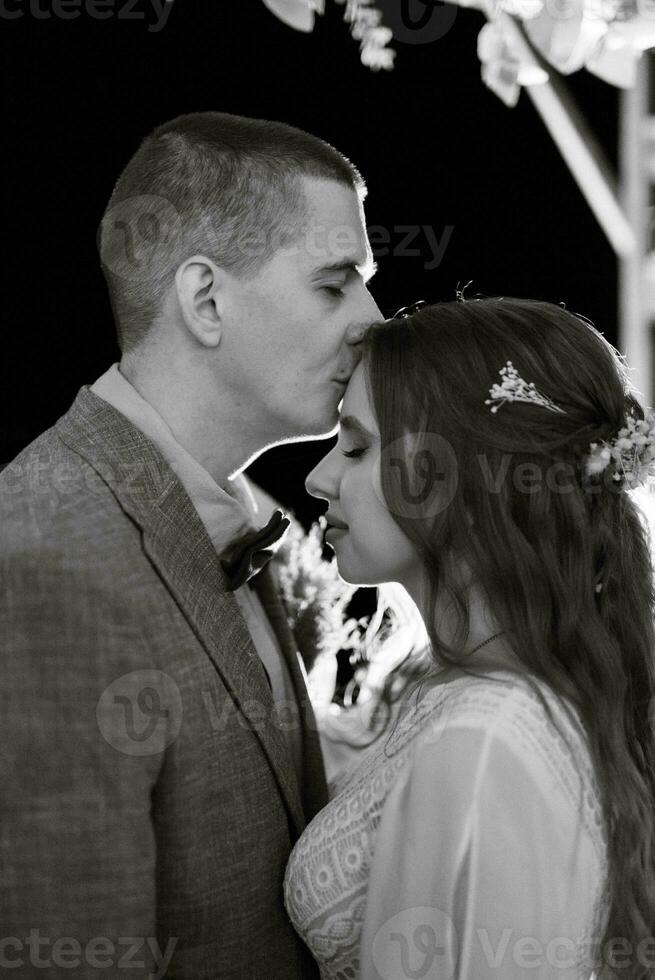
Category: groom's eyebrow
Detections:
[
  {"x1": 312, "y1": 258, "x2": 378, "y2": 284},
  {"x1": 340, "y1": 415, "x2": 376, "y2": 441}
]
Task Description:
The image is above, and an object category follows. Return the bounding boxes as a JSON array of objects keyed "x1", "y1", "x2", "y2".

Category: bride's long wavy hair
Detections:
[{"x1": 360, "y1": 297, "x2": 655, "y2": 979}]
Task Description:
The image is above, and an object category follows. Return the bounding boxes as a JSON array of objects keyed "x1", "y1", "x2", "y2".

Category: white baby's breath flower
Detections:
[
  {"x1": 335, "y1": 0, "x2": 396, "y2": 71},
  {"x1": 361, "y1": 44, "x2": 396, "y2": 70},
  {"x1": 585, "y1": 444, "x2": 612, "y2": 477},
  {"x1": 583, "y1": 408, "x2": 655, "y2": 489}
]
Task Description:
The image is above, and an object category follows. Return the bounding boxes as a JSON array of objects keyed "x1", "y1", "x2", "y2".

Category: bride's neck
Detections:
[{"x1": 413, "y1": 577, "x2": 523, "y2": 674}]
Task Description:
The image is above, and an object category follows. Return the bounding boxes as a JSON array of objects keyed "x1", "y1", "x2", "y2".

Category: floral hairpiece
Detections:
[
  {"x1": 585, "y1": 411, "x2": 655, "y2": 488},
  {"x1": 485, "y1": 362, "x2": 655, "y2": 490},
  {"x1": 485, "y1": 361, "x2": 566, "y2": 415}
]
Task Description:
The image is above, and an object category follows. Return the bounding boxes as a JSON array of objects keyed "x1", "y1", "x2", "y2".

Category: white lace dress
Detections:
[{"x1": 284, "y1": 670, "x2": 609, "y2": 980}]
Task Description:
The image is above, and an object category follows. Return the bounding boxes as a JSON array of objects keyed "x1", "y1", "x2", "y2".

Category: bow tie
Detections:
[{"x1": 221, "y1": 509, "x2": 290, "y2": 591}]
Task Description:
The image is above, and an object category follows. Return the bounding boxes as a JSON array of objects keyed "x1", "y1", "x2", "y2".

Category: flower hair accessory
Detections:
[
  {"x1": 585, "y1": 411, "x2": 655, "y2": 488},
  {"x1": 485, "y1": 361, "x2": 566, "y2": 415}
]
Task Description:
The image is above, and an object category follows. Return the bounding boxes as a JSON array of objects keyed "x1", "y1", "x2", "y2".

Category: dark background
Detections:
[{"x1": 2, "y1": 0, "x2": 620, "y2": 525}]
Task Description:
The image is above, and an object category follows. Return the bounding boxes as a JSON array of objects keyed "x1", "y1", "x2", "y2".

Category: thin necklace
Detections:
[
  {"x1": 419, "y1": 630, "x2": 508, "y2": 698},
  {"x1": 469, "y1": 631, "x2": 505, "y2": 656}
]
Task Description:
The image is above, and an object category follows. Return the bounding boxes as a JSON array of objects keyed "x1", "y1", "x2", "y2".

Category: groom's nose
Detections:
[
  {"x1": 345, "y1": 293, "x2": 382, "y2": 347},
  {"x1": 344, "y1": 321, "x2": 368, "y2": 346}
]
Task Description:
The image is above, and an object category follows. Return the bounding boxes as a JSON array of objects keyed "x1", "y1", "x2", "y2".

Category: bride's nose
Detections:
[{"x1": 305, "y1": 447, "x2": 340, "y2": 503}]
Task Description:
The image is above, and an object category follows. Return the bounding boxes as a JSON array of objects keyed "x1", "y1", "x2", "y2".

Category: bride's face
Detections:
[{"x1": 305, "y1": 362, "x2": 421, "y2": 588}]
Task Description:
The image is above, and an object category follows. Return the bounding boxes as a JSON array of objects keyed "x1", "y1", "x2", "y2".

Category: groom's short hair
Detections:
[{"x1": 98, "y1": 111, "x2": 365, "y2": 352}]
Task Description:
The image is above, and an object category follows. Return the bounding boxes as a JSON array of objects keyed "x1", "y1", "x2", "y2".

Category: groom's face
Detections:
[{"x1": 224, "y1": 176, "x2": 382, "y2": 441}]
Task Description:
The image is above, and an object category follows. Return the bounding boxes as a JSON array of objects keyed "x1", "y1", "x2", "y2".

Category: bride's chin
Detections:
[
  {"x1": 327, "y1": 538, "x2": 380, "y2": 587},
  {"x1": 331, "y1": 558, "x2": 354, "y2": 584},
  {"x1": 328, "y1": 552, "x2": 357, "y2": 585}
]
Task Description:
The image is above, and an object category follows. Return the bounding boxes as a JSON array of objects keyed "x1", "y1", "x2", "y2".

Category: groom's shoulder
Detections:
[{"x1": 0, "y1": 416, "x2": 140, "y2": 570}]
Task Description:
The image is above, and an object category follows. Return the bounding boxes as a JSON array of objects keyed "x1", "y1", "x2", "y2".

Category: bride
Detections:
[{"x1": 284, "y1": 297, "x2": 655, "y2": 980}]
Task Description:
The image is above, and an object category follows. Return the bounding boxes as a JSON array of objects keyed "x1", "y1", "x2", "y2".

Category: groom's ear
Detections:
[{"x1": 175, "y1": 256, "x2": 226, "y2": 348}]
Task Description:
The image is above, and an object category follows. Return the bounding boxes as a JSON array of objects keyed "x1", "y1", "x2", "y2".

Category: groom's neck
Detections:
[{"x1": 118, "y1": 356, "x2": 266, "y2": 487}]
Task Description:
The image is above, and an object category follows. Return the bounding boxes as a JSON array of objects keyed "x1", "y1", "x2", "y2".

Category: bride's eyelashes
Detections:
[
  {"x1": 321, "y1": 284, "x2": 346, "y2": 298},
  {"x1": 341, "y1": 447, "x2": 367, "y2": 459}
]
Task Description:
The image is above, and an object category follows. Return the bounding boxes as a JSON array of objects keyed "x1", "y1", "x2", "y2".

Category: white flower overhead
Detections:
[
  {"x1": 522, "y1": 0, "x2": 655, "y2": 88},
  {"x1": 261, "y1": 0, "x2": 324, "y2": 32},
  {"x1": 261, "y1": 0, "x2": 654, "y2": 98},
  {"x1": 478, "y1": 19, "x2": 548, "y2": 105},
  {"x1": 262, "y1": 0, "x2": 396, "y2": 69}
]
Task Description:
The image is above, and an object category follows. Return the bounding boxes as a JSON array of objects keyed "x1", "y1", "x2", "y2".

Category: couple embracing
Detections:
[{"x1": 1, "y1": 112, "x2": 654, "y2": 980}]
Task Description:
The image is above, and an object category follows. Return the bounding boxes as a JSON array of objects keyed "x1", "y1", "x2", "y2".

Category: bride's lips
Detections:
[
  {"x1": 325, "y1": 526, "x2": 348, "y2": 543},
  {"x1": 325, "y1": 514, "x2": 349, "y2": 541},
  {"x1": 325, "y1": 513, "x2": 348, "y2": 530}
]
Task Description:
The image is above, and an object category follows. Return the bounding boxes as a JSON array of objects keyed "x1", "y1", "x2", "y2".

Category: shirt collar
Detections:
[{"x1": 90, "y1": 363, "x2": 259, "y2": 556}]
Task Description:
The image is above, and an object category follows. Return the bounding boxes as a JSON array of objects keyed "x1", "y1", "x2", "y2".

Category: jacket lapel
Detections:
[
  {"x1": 252, "y1": 567, "x2": 328, "y2": 821},
  {"x1": 56, "y1": 387, "x2": 307, "y2": 837}
]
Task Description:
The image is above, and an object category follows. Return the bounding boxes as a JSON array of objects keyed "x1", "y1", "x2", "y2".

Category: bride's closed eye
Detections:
[{"x1": 341, "y1": 447, "x2": 367, "y2": 459}]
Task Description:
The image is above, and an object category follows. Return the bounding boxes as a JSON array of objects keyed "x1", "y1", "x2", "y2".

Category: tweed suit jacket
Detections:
[{"x1": 0, "y1": 386, "x2": 327, "y2": 979}]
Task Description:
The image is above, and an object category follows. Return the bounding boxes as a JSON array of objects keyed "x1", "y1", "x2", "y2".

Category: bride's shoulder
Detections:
[
  {"x1": 419, "y1": 667, "x2": 583, "y2": 741},
  {"x1": 414, "y1": 670, "x2": 601, "y2": 820},
  {"x1": 410, "y1": 668, "x2": 595, "y2": 782}
]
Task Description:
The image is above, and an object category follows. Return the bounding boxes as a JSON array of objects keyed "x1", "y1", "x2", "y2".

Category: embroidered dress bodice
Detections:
[{"x1": 284, "y1": 670, "x2": 609, "y2": 980}]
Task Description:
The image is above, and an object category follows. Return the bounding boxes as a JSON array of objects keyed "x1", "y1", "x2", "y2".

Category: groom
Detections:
[{"x1": 0, "y1": 112, "x2": 380, "y2": 978}]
